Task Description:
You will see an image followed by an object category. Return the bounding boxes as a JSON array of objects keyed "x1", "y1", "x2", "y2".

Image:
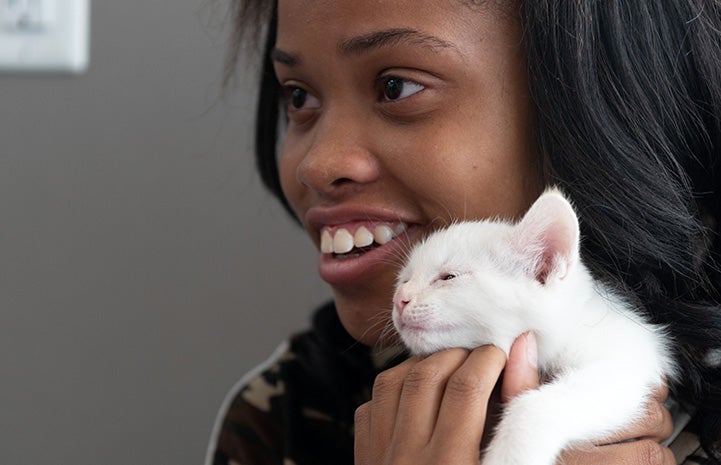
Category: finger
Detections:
[
  {"x1": 603, "y1": 399, "x2": 674, "y2": 444},
  {"x1": 392, "y1": 349, "x2": 470, "y2": 448},
  {"x1": 354, "y1": 402, "x2": 371, "y2": 465},
  {"x1": 501, "y1": 331, "x2": 540, "y2": 403},
  {"x1": 652, "y1": 383, "x2": 669, "y2": 403},
  {"x1": 561, "y1": 439, "x2": 676, "y2": 465},
  {"x1": 433, "y1": 345, "x2": 507, "y2": 457},
  {"x1": 368, "y1": 357, "x2": 416, "y2": 463}
]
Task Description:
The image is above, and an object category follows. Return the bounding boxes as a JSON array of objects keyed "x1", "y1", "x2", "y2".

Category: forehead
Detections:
[
  {"x1": 406, "y1": 228, "x2": 470, "y2": 270},
  {"x1": 275, "y1": 0, "x2": 517, "y2": 57}
]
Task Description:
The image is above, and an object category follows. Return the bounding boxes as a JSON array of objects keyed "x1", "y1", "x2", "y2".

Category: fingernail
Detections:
[{"x1": 526, "y1": 331, "x2": 538, "y2": 369}]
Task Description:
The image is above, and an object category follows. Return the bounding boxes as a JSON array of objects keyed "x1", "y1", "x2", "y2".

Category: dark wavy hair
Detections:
[{"x1": 226, "y1": 0, "x2": 721, "y2": 460}]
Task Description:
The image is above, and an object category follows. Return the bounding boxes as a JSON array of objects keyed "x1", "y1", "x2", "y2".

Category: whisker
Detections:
[
  {"x1": 376, "y1": 319, "x2": 401, "y2": 349},
  {"x1": 351, "y1": 310, "x2": 395, "y2": 346}
]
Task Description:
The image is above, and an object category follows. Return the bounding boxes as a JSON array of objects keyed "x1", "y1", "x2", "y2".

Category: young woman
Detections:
[{"x1": 206, "y1": 1, "x2": 721, "y2": 464}]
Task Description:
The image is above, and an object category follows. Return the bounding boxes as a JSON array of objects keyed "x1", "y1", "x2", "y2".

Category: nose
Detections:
[
  {"x1": 395, "y1": 298, "x2": 410, "y2": 316},
  {"x1": 296, "y1": 110, "x2": 380, "y2": 197},
  {"x1": 393, "y1": 289, "x2": 412, "y2": 316}
]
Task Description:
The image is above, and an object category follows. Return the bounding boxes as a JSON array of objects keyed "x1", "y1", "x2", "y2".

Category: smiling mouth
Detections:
[
  {"x1": 331, "y1": 244, "x2": 379, "y2": 260},
  {"x1": 320, "y1": 223, "x2": 408, "y2": 257}
]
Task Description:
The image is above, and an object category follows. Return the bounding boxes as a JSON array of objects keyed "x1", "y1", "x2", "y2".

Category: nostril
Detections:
[
  {"x1": 331, "y1": 177, "x2": 352, "y2": 186},
  {"x1": 395, "y1": 298, "x2": 410, "y2": 316}
]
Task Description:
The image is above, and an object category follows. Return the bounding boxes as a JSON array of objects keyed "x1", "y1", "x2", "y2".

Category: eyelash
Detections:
[{"x1": 280, "y1": 75, "x2": 425, "y2": 113}]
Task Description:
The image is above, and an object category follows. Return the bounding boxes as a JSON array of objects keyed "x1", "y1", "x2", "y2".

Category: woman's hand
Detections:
[
  {"x1": 355, "y1": 332, "x2": 677, "y2": 465},
  {"x1": 354, "y1": 345, "x2": 507, "y2": 465}
]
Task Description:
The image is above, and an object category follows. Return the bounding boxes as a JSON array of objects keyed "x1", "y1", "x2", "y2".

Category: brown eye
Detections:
[
  {"x1": 442, "y1": 273, "x2": 456, "y2": 281},
  {"x1": 380, "y1": 76, "x2": 424, "y2": 101},
  {"x1": 384, "y1": 78, "x2": 403, "y2": 100},
  {"x1": 291, "y1": 87, "x2": 307, "y2": 109},
  {"x1": 283, "y1": 86, "x2": 321, "y2": 111}
]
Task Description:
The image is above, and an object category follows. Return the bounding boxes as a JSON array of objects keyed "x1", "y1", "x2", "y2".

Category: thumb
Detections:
[{"x1": 501, "y1": 331, "x2": 540, "y2": 403}]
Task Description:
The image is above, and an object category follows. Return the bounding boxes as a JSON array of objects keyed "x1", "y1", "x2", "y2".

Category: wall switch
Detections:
[
  {"x1": 2, "y1": 0, "x2": 56, "y2": 31},
  {"x1": 0, "y1": 0, "x2": 89, "y2": 73}
]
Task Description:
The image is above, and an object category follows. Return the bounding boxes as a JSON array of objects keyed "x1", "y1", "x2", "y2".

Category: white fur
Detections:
[{"x1": 392, "y1": 188, "x2": 676, "y2": 465}]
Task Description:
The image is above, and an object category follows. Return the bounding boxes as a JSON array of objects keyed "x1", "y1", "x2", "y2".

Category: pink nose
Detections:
[{"x1": 394, "y1": 297, "x2": 410, "y2": 315}]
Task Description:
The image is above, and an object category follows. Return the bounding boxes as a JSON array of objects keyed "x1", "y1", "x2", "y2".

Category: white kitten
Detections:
[{"x1": 392, "y1": 188, "x2": 676, "y2": 465}]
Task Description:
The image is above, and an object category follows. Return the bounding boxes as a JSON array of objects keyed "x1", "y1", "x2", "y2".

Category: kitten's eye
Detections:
[
  {"x1": 380, "y1": 77, "x2": 424, "y2": 101},
  {"x1": 442, "y1": 273, "x2": 457, "y2": 281}
]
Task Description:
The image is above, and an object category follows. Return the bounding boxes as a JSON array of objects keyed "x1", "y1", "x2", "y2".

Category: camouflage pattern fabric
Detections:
[{"x1": 206, "y1": 302, "x2": 710, "y2": 465}]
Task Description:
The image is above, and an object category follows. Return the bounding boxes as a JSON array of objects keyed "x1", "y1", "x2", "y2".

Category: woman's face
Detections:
[{"x1": 274, "y1": 0, "x2": 542, "y2": 345}]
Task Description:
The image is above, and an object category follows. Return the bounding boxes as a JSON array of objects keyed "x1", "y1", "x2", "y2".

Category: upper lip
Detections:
[{"x1": 305, "y1": 204, "x2": 421, "y2": 232}]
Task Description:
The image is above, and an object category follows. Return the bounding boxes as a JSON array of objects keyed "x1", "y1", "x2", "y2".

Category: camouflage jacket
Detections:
[{"x1": 206, "y1": 302, "x2": 712, "y2": 465}]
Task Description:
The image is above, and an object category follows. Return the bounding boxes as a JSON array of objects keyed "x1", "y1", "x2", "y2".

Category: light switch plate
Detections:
[{"x1": 0, "y1": 0, "x2": 89, "y2": 73}]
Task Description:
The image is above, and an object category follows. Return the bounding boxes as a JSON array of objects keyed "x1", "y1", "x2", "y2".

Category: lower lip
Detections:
[{"x1": 318, "y1": 227, "x2": 419, "y2": 286}]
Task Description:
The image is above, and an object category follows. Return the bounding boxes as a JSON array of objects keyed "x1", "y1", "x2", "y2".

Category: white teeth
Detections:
[
  {"x1": 320, "y1": 230, "x2": 333, "y2": 254},
  {"x1": 354, "y1": 226, "x2": 374, "y2": 247},
  {"x1": 373, "y1": 225, "x2": 394, "y2": 245},
  {"x1": 321, "y1": 223, "x2": 408, "y2": 254},
  {"x1": 332, "y1": 228, "x2": 354, "y2": 254}
]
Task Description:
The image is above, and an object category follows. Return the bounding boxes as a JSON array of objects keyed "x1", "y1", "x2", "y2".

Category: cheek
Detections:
[
  {"x1": 377, "y1": 125, "x2": 470, "y2": 200},
  {"x1": 422, "y1": 134, "x2": 539, "y2": 220},
  {"x1": 278, "y1": 138, "x2": 304, "y2": 210},
  {"x1": 377, "y1": 103, "x2": 536, "y2": 214}
]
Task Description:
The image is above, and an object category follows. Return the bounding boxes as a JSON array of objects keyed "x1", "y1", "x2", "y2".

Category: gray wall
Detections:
[{"x1": 0, "y1": 1, "x2": 331, "y2": 464}]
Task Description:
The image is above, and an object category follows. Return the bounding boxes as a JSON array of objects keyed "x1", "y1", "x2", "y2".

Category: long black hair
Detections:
[
  {"x1": 227, "y1": 0, "x2": 721, "y2": 459},
  {"x1": 523, "y1": 1, "x2": 721, "y2": 460}
]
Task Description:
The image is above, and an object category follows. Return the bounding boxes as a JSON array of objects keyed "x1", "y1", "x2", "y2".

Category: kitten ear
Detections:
[{"x1": 514, "y1": 188, "x2": 580, "y2": 285}]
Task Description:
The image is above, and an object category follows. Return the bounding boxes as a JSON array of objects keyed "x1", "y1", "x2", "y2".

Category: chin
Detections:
[
  {"x1": 331, "y1": 274, "x2": 399, "y2": 347},
  {"x1": 334, "y1": 294, "x2": 395, "y2": 347}
]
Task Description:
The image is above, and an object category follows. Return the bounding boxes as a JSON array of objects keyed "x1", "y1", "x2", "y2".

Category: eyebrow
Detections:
[
  {"x1": 271, "y1": 48, "x2": 300, "y2": 66},
  {"x1": 338, "y1": 28, "x2": 456, "y2": 56},
  {"x1": 271, "y1": 28, "x2": 457, "y2": 66}
]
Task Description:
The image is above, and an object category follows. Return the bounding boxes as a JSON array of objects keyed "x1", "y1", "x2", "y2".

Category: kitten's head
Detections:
[{"x1": 392, "y1": 188, "x2": 580, "y2": 354}]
